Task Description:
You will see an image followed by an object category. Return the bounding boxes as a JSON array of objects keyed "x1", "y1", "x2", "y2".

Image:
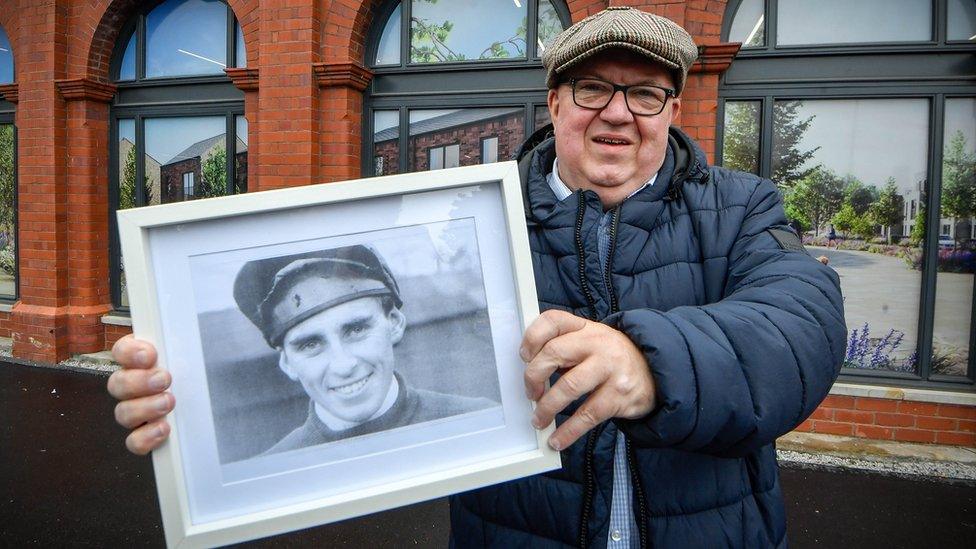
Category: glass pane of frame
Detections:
[
  {"x1": 146, "y1": 0, "x2": 229, "y2": 78},
  {"x1": 772, "y1": 98, "x2": 930, "y2": 374},
  {"x1": 0, "y1": 123, "x2": 14, "y2": 297},
  {"x1": 0, "y1": 24, "x2": 13, "y2": 84},
  {"x1": 536, "y1": 0, "x2": 566, "y2": 56},
  {"x1": 933, "y1": 98, "x2": 976, "y2": 377},
  {"x1": 235, "y1": 115, "x2": 248, "y2": 193},
  {"x1": 145, "y1": 116, "x2": 228, "y2": 204},
  {"x1": 408, "y1": 108, "x2": 525, "y2": 172},
  {"x1": 375, "y1": 3, "x2": 402, "y2": 66},
  {"x1": 728, "y1": 0, "x2": 765, "y2": 48},
  {"x1": 777, "y1": 0, "x2": 931, "y2": 46},
  {"x1": 410, "y1": 0, "x2": 527, "y2": 63},
  {"x1": 947, "y1": 0, "x2": 976, "y2": 42},
  {"x1": 373, "y1": 110, "x2": 400, "y2": 176},
  {"x1": 722, "y1": 100, "x2": 761, "y2": 175}
]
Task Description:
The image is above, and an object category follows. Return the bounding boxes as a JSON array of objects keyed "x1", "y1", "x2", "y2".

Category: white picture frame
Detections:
[{"x1": 117, "y1": 161, "x2": 560, "y2": 548}]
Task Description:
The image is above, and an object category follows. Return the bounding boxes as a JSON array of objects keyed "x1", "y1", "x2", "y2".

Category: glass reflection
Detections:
[
  {"x1": 534, "y1": 105, "x2": 552, "y2": 130},
  {"x1": 146, "y1": 0, "x2": 228, "y2": 78},
  {"x1": 408, "y1": 108, "x2": 525, "y2": 172},
  {"x1": 933, "y1": 98, "x2": 976, "y2": 377},
  {"x1": 947, "y1": 0, "x2": 976, "y2": 42},
  {"x1": 373, "y1": 111, "x2": 400, "y2": 176},
  {"x1": 235, "y1": 22, "x2": 246, "y2": 68},
  {"x1": 537, "y1": 0, "x2": 566, "y2": 55},
  {"x1": 145, "y1": 116, "x2": 228, "y2": 204},
  {"x1": 772, "y1": 99, "x2": 929, "y2": 373},
  {"x1": 728, "y1": 0, "x2": 764, "y2": 48},
  {"x1": 0, "y1": 123, "x2": 13, "y2": 297},
  {"x1": 235, "y1": 115, "x2": 248, "y2": 193},
  {"x1": 777, "y1": 0, "x2": 930, "y2": 46},
  {"x1": 375, "y1": 3, "x2": 402, "y2": 65},
  {"x1": 410, "y1": 0, "x2": 527, "y2": 63},
  {"x1": 0, "y1": 25, "x2": 12, "y2": 84},
  {"x1": 722, "y1": 101, "x2": 761, "y2": 175},
  {"x1": 119, "y1": 32, "x2": 136, "y2": 80},
  {"x1": 117, "y1": 119, "x2": 136, "y2": 307}
]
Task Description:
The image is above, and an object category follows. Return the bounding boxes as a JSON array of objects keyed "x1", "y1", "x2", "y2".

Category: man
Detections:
[{"x1": 109, "y1": 7, "x2": 845, "y2": 547}]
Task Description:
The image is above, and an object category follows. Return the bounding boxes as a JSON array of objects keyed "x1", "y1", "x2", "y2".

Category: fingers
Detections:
[
  {"x1": 107, "y1": 366, "x2": 171, "y2": 401},
  {"x1": 520, "y1": 310, "x2": 587, "y2": 363},
  {"x1": 112, "y1": 334, "x2": 158, "y2": 370},
  {"x1": 523, "y1": 331, "x2": 592, "y2": 401},
  {"x1": 125, "y1": 420, "x2": 171, "y2": 455},
  {"x1": 531, "y1": 358, "x2": 605, "y2": 430},
  {"x1": 114, "y1": 392, "x2": 175, "y2": 429},
  {"x1": 546, "y1": 387, "x2": 616, "y2": 451}
]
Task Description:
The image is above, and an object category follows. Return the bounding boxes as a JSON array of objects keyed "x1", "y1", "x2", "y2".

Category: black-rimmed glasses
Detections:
[{"x1": 568, "y1": 77, "x2": 675, "y2": 116}]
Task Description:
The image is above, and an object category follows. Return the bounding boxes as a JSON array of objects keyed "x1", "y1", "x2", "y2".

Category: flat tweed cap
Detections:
[
  {"x1": 543, "y1": 6, "x2": 698, "y2": 94},
  {"x1": 233, "y1": 245, "x2": 402, "y2": 348}
]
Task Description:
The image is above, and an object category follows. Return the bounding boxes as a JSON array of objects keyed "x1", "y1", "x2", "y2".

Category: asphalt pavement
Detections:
[{"x1": 2, "y1": 361, "x2": 974, "y2": 548}]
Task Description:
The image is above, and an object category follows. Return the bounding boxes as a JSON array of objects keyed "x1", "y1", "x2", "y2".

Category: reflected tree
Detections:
[
  {"x1": 410, "y1": 0, "x2": 526, "y2": 62},
  {"x1": 869, "y1": 178, "x2": 903, "y2": 244},
  {"x1": 772, "y1": 100, "x2": 820, "y2": 188},
  {"x1": 941, "y1": 131, "x2": 976, "y2": 241},
  {"x1": 0, "y1": 124, "x2": 13, "y2": 276},
  {"x1": 722, "y1": 102, "x2": 760, "y2": 174},
  {"x1": 784, "y1": 167, "x2": 843, "y2": 235},
  {"x1": 199, "y1": 145, "x2": 227, "y2": 199},
  {"x1": 119, "y1": 145, "x2": 153, "y2": 210}
]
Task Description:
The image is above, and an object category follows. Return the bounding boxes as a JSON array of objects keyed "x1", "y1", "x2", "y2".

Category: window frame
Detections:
[
  {"x1": 719, "y1": 0, "x2": 976, "y2": 390},
  {"x1": 108, "y1": 0, "x2": 247, "y2": 312},
  {"x1": 363, "y1": 0, "x2": 571, "y2": 176},
  {"x1": 0, "y1": 107, "x2": 18, "y2": 302}
]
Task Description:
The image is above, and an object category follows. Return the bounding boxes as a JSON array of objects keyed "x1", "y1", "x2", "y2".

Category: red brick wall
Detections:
[{"x1": 798, "y1": 395, "x2": 976, "y2": 447}]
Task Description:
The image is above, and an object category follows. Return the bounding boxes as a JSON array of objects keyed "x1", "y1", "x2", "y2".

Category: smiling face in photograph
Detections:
[{"x1": 278, "y1": 295, "x2": 406, "y2": 424}]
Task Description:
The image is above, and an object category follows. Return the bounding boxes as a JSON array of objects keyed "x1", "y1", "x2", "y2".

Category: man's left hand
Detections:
[{"x1": 521, "y1": 310, "x2": 656, "y2": 451}]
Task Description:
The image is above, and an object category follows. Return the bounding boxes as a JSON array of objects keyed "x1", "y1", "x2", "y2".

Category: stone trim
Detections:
[
  {"x1": 0, "y1": 83, "x2": 17, "y2": 103},
  {"x1": 690, "y1": 43, "x2": 740, "y2": 75},
  {"x1": 225, "y1": 67, "x2": 259, "y2": 91},
  {"x1": 101, "y1": 314, "x2": 132, "y2": 327},
  {"x1": 831, "y1": 382, "x2": 976, "y2": 407},
  {"x1": 312, "y1": 62, "x2": 373, "y2": 92},
  {"x1": 55, "y1": 78, "x2": 117, "y2": 102}
]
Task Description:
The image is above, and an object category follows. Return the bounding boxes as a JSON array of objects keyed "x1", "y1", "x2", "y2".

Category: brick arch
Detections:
[{"x1": 77, "y1": 0, "x2": 259, "y2": 83}]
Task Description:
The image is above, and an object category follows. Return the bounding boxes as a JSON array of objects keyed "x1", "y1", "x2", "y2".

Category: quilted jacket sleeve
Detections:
[{"x1": 609, "y1": 177, "x2": 846, "y2": 458}]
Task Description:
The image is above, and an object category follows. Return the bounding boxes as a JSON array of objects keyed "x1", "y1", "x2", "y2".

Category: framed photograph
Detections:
[{"x1": 117, "y1": 161, "x2": 560, "y2": 548}]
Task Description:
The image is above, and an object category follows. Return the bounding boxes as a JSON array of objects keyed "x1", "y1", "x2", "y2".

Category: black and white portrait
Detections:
[{"x1": 190, "y1": 219, "x2": 502, "y2": 464}]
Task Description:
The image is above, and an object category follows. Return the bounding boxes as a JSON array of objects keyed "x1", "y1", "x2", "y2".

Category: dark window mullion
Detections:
[
  {"x1": 226, "y1": 5, "x2": 236, "y2": 69},
  {"x1": 135, "y1": 115, "x2": 145, "y2": 206},
  {"x1": 226, "y1": 113, "x2": 235, "y2": 195},
  {"x1": 527, "y1": 0, "x2": 539, "y2": 59},
  {"x1": 917, "y1": 94, "x2": 945, "y2": 381},
  {"x1": 765, "y1": 0, "x2": 776, "y2": 52},
  {"x1": 136, "y1": 14, "x2": 146, "y2": 81},
  {"x1": 398, "y1": 106, "x2": 409, "y2": 173},
  {"x1": 401, "y1": 0, "x2": 411, "y2": 68},
  {"x1": 934, "y1": 0, "x2": 945, "y2": 45},
  {"x1": 759, "y1": 96, "x2": 773, "y2": 180}
]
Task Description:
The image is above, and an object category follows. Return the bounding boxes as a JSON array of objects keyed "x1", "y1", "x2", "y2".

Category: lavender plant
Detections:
[{"x1": 844, "y1": 323, "x2": 913, "y2": 372}]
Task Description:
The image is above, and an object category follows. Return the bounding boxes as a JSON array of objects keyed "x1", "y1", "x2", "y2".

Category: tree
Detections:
[
  {"x1": 940, "y1": 131, "x2": 976, "y2": 240},
  {"x1": 910, "y1": 208, "x2": 926, "y2": 247},
  {"x1": 119, "y1": 145, "x2": 153, "y2": 210},
  {"x1": 869, "y1": 178, "x2": 904, "y2": 244},
  {"x1": 842, "y1": 176, "x2": 878, "y2": 216},
  {"x1": 198, "y1": 145, "x2": 227, "y2": 199},
  {"x1": 721, "y1": 102, "x2": 760, "y2": 174},
  {"x1": 784, "y1": 167, "x2": 844, "y2": 235},
  {"x1": 0, "y1": 124, "x2": 14, "y2": 238},
  {"x1": 771, "y1": 100, "x2": 821, "y2": 188}
]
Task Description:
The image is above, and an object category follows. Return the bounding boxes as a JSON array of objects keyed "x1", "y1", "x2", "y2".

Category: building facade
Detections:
[{"x1": 0, "y1": 0, "x2": 973, "y2": 446}]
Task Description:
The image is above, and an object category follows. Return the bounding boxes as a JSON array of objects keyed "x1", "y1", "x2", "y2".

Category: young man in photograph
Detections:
[{"x1": 108, "y1": 7, "x2": 845, "y2": 547}]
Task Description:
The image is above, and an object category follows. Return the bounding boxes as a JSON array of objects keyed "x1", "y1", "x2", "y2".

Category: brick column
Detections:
[
  {"x1": 255, "y1": 0, "x2": 320, "y2": 191},
  {"x1": 226, "y1": 67, "x2": 260, "y2": 191},
  {"x1": 313, "y1": 62, "x2": 372, "y2": 182},
  {"x1": 10, "y1": 0, "x2": 71, "y2": 363},
  {"x1": 56, "y1": 78, "x2": 116, "y2": 355}
]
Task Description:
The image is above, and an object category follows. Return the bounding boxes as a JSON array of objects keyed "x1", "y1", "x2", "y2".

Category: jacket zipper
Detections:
[
  {"x1": 603, "y1": 207, "x2": 620, "y2": 314},
  {"x1": 626, "y1": 437, "x2": 650, "y2": 548},
  {"x1": 577, "y1": 422, "x2": 607, "y2": 548},
  {"x1": 574, "y1": 190, "x2": 599, "y2": 321}
]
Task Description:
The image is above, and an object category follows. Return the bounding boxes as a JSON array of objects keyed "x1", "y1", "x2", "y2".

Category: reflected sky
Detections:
[
  {"x1": 411, "y1": 0, "x2": 526, "y2": 61},
  {"x1": 948, "y1": 0, "x2": 976, "y2": 41},
  {"x1": 0, "y1": 24, "x2": 12, "y2": 84},
  {"x1": 778, "y1": 0, "x2": 930, "y2": 45},
  {"x1": 727, "y1": 0, "x2": 764, "y2": 47},
  {"x1": 147, "y1": 0, "x2": 227, "y2": 78},
  {"x1": 786, "y1": 99, "x2": 929, "y2": 193},
  {"x1": 945, "y1": 98, "x2": 976, "y2": 146}
]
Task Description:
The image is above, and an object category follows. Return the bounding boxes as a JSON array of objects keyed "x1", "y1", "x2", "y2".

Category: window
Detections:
[
  {"x1": 0, "y1": 23, "x2": 16, "y2": 300},
  {"x1": 182, "y1": 172, "x2": 195, "y2": 198},
  {"x1": 365, "y1": 1, "x2": 570, "y2": 176},
  {"x1": 482, "y1": 136, "x2": 499, "y2": 164},
  {"x1": 720, "y1": 0, "x2": 976, "y2": 387},
  {"x1": 110, "y1": 0, "x2": 247, "y2": 309}
]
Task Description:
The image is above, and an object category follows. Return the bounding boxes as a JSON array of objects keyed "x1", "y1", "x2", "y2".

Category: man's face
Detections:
[
  {"x1": 547, "y1": 49, "x2": 681, "y2": 208},
  {"x1": 278, "y1": 296, "x2": 406, "y2": 424}
]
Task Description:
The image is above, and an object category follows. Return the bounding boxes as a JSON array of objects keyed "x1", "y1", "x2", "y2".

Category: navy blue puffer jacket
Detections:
[{"x1": 449, "y1": 127, "x2": 846, "y2": 548}]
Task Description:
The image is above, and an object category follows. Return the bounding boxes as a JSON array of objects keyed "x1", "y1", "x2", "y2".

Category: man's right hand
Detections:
[{"x1": 107, "y1": 335, "x2": 174, "y2": 455}]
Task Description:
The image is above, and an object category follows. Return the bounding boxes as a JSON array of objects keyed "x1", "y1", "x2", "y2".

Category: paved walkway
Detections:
[
  {"x1": 2, "y1": 362, "x2": 974, "y2": 548},
  {"x1": 814, "y1": 246, "x2": 972, "y2": 375}
]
